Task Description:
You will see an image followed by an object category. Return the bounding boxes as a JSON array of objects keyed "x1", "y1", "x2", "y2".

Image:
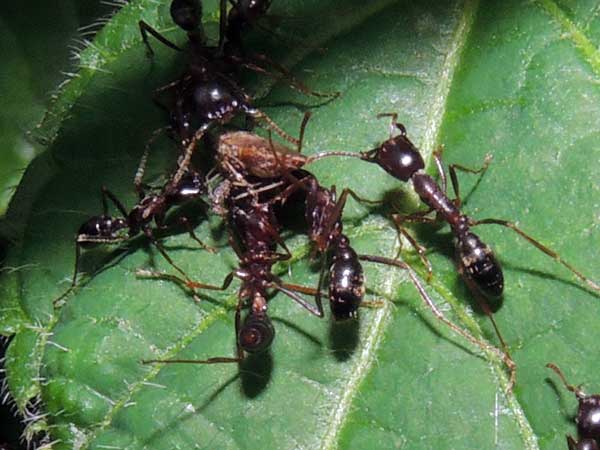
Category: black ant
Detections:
[
  {"x1": 138, "y1": 0, "x2": 336, "y2": 161},
  {"x1": 547, "y1": 363, "x2": 600, "y2": 450},
  {"x1": 52, "y1": 165, "x2": 214, "y2": 307},
  {"x1": 140, "y1": 179, "x2": 324, "y2": 364},
  {"x1": 310, "y1": 113, "x2": 600, "y2": 303}
]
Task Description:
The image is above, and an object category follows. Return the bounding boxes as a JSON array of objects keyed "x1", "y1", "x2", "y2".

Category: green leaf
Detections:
[
  {"x1": 0, "y1": 1, "x2": 123, "y2": 214},
  {"x1": 2, "y1": 0, "x2": 600, "y2": 449}
]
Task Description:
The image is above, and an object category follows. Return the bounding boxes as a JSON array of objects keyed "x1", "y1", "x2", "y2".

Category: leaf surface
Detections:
[{"x1": 2, "y1": 1, "x2": 600, "y2": 449}]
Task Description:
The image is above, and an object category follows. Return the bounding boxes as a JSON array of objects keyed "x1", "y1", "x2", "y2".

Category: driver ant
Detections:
[
  {"x1": 547, "y1": 363, "x2": 600, "y2": 450},
  {"x1": 52, "y1": 160, "x2": 214, "y2": 308}
]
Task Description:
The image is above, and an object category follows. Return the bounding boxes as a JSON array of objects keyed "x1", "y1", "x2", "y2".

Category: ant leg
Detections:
[
  {"x1": 359, "y1": 254, "x2": 516, "y2": 390},
  {"x1": 337, "y1": 187, "x2": 383, "y2": 206},
  {"x1": 546, "y1": 363, "x2": 586, "y2": 398},
  {"x1": 137, "y1": 267, "x2": 235, "y2": 295},
  {"x1": 177, "y1": 216, "x2": 217, "y2": 254},
  {"x1": 471, "y1": 218, "x2": 600, "y2": 292},
  {"x1": 134, "y1": 126, "x2": 170, "y2": 197},
  {"x1": 171, "y1": 126, "x2": 210, "y2": 185},
  {"x1": 391, "y1": 216, "x2": 432, "y2": 281},
  {"x1": 272, "y1": 277, "x2": 324, "y2": 317},
  {"x1": 138, "y1": 20, "x2": 182, "y2": 57},
  {"x1": 101, "y1": 187, "x2": 129, "y2": 218},
  {"x1": 565, "y1": 436, "x2": 579, "y2": 450},
  {"x1": 251, "y1": 110, "x2": 300, "y2": 146},
  {"x1": 297, "y1": 111, "x2": 311, "y2": 153},
  {"x1": 53, "y1": 234, "x2": 129, "y2": 307},
  {"x1": 52, "y1": 243, "x2": 82, "y2": 307},
  {"x1": 218, "y1": 0, "x2": 228, "y2": 53},
  {"x1": 431, "y1": 148, "x2": 448, "y2": 195},
  {"x1": 144, "y1": 228, "x2": 203, "y2": 285},
  {"x1": 143, "y1": 293, "x2": 245, "y2": 365},
  {"x1": 235, "y1": 54, "x2": 340, "y2": 99},
  {"x1": 447, "y1": 153, "x2": 492, "y2": 207}
]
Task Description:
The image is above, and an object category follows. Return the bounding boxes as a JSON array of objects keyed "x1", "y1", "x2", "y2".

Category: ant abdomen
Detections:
[
  {"x1": 456, "y1": 231, "x2": 504, "y2": 299},
  {"x1": 329, "y1": 236, "x2": 364, "y2": 321},
  {"x1": 170, "y1": 0, "x2": 202, "y2": 32},
  {"x1": 238, "y1": 312, "x2": 275, "y2": 353}
]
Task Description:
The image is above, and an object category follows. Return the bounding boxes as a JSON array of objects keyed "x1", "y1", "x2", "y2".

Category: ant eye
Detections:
[
  {"x1": 238, "y1": 313, "x2": 274, "y2": 353},
  {"x1": 170, "y1": 0, "x2": 201, "y2": 32}
]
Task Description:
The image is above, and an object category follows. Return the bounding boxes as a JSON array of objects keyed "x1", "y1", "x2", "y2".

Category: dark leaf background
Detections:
[{"x1": 1, "y1": 0, "x2": 600, "y2": 449}]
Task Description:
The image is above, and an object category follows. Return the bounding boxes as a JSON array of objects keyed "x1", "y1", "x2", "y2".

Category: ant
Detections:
[
  {"x1": 310, "y1": 113, "x2": 600, "y2": 303},
  {"x1": 547, "y1": 363, "x2": 600, "y2": 450},
  {"x1": 140, "y1": 178, "x2": 324, "y2": 364},
  {"x1": 52, "y1": 163, "x2": 214, "y2": 307},
  {"x1": 138, "y1": 0, "x2": 337, "y2": 182}
]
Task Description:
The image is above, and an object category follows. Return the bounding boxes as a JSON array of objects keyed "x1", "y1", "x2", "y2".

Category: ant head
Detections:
[
  {"x1": 170, "y1": 0, "x2": 202, "y2": 32},
  {"x1": 456, "y1": 231, "x2": 504, "y2": 299},
  {"x1": 238, "y1": 0, "x2": 272, "y2": 22},
  {"x1": 238, "y1": 311, "x2": 275, "y2": 353},
  {"x1": 368, "y1": 133, "x2": 425, "y2": 182}
]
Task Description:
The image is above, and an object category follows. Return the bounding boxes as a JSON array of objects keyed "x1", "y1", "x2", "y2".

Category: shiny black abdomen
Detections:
[
  {"x1": 456, "y1": 232, "x2": 504, "y2": 299},
  {"x1": 329, "y1": 240, "x2": 364, "y2": 320}
]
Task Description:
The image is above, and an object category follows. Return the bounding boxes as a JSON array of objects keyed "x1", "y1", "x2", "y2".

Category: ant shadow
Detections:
[
  {"x1": 329, "y1": 318, "x2": 360, "y2": 362},
  {"x1": 545, "y1": 376, "x2": 577, "y2": 425}
]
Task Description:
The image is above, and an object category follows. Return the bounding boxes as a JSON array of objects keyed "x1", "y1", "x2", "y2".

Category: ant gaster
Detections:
[{"x1": 547, "y1": 363, "x2": 600, "y2": 450}]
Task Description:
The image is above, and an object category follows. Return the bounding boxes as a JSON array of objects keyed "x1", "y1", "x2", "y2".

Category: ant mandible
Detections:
[{"x1": 547, "y1": 363, "x2": 600, "y2": 450}]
